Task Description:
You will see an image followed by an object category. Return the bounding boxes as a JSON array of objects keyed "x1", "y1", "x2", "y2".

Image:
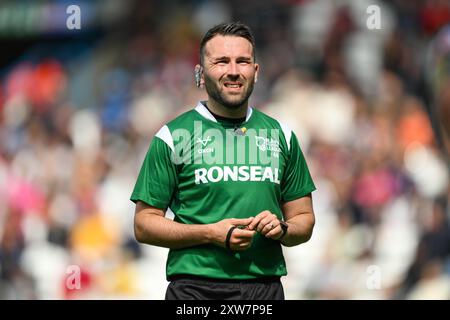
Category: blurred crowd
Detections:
[{"x1": 0, "y1": 0, "x2": 449, "y2": 299}]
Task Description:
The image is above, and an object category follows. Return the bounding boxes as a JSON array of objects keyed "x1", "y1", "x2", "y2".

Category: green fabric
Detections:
[{"x1": 131, "y1": 103, "x2": 316, "y2": 280}]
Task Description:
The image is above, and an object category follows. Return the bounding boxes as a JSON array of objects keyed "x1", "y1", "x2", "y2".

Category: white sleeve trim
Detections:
[
  {"x1": 278, "y1": 122, "x2": 292, "y2": 152},
  {"x1": 155, "y1": 125, "x2": 174, "y2": 152}
]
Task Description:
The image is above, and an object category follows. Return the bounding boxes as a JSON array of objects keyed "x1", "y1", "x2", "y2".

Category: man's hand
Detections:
[
  {"x1": 247, "y1": 210, "x2": 283, "y2": 240},
  {"x1": 210, "y1": 217, "x2": 256, "y2": 251}
]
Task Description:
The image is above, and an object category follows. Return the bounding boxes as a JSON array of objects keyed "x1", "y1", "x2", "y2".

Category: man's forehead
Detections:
[{"x1": 204, "y1": 35, "x2": 253, "y2": 58}]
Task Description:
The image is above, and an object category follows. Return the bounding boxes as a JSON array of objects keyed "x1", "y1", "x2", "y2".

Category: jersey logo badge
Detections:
[
  {"x1": 255, "y1": 136, "x2": 281, "y2": 158},
  {"x1": 196, "y1": 136, "x2": 212, "y2": 147}
]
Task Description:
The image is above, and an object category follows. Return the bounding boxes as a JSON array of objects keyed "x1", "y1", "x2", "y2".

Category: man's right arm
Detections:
[{"x1": 134, "y1": 201, "x2": 255, "y2": 250}]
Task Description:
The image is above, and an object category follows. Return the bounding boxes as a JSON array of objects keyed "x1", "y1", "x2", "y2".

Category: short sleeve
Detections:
[
  {"x1": 130, "y1": 136, "x2": 178, "y2": 209},
  {"x1": 281, "y1": 132, "x2": 316, "y2": 202}
]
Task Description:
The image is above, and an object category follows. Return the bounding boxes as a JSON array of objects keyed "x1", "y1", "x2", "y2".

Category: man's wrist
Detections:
[{"x1": 204, "y1": 224, "x2": 217, "y2": 245}]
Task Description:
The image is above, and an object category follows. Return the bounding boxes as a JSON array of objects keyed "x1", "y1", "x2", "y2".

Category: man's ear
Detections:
[
  {"x1": 194, "y1": 64, "x2": 205, "y2": 88},
  {"x1": 200, "y1": 71, "x2": 205, "y2": 88},
  {"x1": 254, "y1": 63, "x2": 260, "y2": 83}
]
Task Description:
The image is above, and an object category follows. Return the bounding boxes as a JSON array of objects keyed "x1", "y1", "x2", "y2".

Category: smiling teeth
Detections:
[{"x1": 226, "y1": 84, "x2": 240, "y2": 88}]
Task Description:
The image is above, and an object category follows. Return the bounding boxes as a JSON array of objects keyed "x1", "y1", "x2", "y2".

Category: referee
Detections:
[{"x1": 131, "y1": 22, "x2": 316, "y2": 300}]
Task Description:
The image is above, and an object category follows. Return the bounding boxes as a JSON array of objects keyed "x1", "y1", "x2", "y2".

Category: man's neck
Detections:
[
  {"x1": 205, "y1": 99, "x2": 248, "y2": 119},
  {"x1": 204, "y1": 105, "x2": 246, "y2": 125}
]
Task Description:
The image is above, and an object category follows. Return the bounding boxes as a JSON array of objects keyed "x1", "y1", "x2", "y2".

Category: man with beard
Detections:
[{"x1": 130, "y1": 22, "x2": 316, "y2": 300}]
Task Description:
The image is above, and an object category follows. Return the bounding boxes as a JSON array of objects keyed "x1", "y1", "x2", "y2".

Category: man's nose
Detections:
[{"x1": 227, "y1": 62, "x2": 239, "y2": 77}]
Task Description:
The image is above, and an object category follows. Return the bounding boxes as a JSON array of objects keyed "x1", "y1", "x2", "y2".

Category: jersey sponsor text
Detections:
[{"x1": 194, "y1": 165, "x2": 280, "y2": 184}]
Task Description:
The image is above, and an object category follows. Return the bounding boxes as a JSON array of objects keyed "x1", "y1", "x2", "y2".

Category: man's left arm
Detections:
[{"x1": 278, "y1": 193, "x2": 314, "y2": 246}]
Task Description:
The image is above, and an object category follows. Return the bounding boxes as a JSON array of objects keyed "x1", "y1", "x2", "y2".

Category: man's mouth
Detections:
[{"x1": 223, "y1": 82, "x2": 243, "y2": 89}]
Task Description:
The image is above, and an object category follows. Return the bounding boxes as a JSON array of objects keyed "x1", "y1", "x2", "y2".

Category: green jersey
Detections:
[{"x1": 130, "y1": 101, "x2": 316, "y2": 280}]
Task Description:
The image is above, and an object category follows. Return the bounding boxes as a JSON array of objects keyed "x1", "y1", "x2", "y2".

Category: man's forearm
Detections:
[
  {"x1": 280, "y1": 213, "x2": 315, "y2": 247},
  {"x1": 135, "y1": 212, "x2": 213, "y2": 249}
]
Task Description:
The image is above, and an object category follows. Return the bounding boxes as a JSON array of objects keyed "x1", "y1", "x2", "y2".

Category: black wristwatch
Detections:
[{"x1": 278, "y1": 220, "x2": 288, "y2": 240}]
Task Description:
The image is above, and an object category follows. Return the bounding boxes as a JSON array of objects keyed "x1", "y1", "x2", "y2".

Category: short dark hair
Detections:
[{"x1": 199, "y1": 22, "x2": 256, "y2": 65}]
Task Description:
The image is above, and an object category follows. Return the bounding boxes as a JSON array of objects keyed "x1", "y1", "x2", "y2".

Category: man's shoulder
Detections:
[
  {"x1": 152, "y1": 107, "x2": 199, "y2": 151},
  {"x1": 252, "y1": 107, "x2": 275, "y2": 121},
  {"x1": 251, "y1": 107, "x2": 290, "y2": 130},
  {"x1": 251, "y1": 107, "x2": 294, "y2": 150}
]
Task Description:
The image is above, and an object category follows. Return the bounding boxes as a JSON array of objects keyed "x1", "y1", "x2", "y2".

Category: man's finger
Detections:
[
  {"x1": 265, "y1": 226, "x2": 282, "y2": 239},
  {"x1": 260, "y1": 220, "x2": 279, "y2": 235},
  {"x1": 239, "y1": 242, "x2": 251, "y2": 249},
  {"x1": 234, "y1": 229, "x2": 256, "y2": 238},
  {"x1": 247, "y1": 213, "x2": 268, "y2": 230},
  {"x1": 235, "y1": 240, "x2": 252, "y2": 250},
  {"x1": 230, "y1": 239, "x2": 252, "y2": 251},
  {"x1": 256, "y1": 217, "x2": 273, "y2": 233},
  {"x1": 248, "y1": 210, "x2": 272, "y2": 230},
  {"x1": 229, "y1": 217, "x2": 254, "y2": 226}
]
